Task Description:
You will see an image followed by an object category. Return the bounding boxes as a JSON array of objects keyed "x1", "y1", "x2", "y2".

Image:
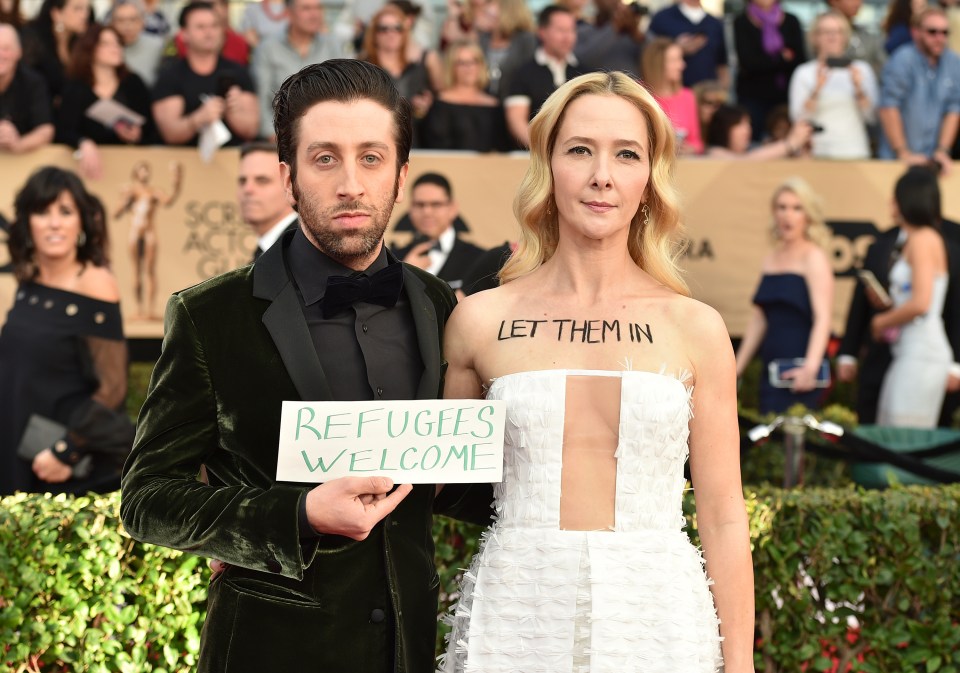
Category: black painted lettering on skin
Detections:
[
  {"x1": 630, "y1": 323, "x2": 653, "y2": 344},
  {"x1": 602, "y1": 320, "x2": 620, "y2": 343},
  {"x1": 495, "y1": 318, "x2": 651, "y2": 344}
]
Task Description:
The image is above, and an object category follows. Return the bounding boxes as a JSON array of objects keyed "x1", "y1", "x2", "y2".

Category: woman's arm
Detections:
[
  {"x1": 688, "y1": 303, "x2": 755, "y2": 673},
  {"x1": 735, "y1": 294, "x2": 768, "y2": 379},
  {"x1": 872, "y1": 230, "x2": 945, "y2": 332},
  {"x1": 787, "y1": 247, "x2": 834, "y2": 392}
]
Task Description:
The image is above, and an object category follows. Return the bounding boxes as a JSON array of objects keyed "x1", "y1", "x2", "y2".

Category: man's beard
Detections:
[{"x1": 293, "y1": 175, "x2": 399, "y2": 265}]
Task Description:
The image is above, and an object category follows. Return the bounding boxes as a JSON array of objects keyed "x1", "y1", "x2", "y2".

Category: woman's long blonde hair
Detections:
[
  {"x1": 500, "y1": 71, "x2": 689, "y2": 296},
  {"x1": 770, "y1": 177, "x2": 831, "y2": 249}
]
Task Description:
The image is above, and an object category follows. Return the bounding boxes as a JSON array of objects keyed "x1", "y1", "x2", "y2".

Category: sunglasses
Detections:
[
  {"x1": 923, "y1": 27, "x2": 950, "y2": 36},
  {"x1": 375, "y1": 24, "x2": 404, "y2": 33}
]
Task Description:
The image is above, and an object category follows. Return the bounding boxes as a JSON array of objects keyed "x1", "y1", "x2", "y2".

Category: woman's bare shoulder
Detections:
[{"x1": 76, "y1": 265, "x2": 121, "y2": 303}]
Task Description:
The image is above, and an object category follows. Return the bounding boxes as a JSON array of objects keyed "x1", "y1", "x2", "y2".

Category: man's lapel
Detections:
[
  {"x1": 253, "y1": 228, "x2": 334, "y2": 401},
  {"x1": 402, "y1": 265, "x2": 443, "y2": 400}
]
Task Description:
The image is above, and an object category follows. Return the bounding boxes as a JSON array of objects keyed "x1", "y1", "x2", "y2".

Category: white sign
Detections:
[{"x1": 276, "y1": 399, "x2": 506, "y2": 484}]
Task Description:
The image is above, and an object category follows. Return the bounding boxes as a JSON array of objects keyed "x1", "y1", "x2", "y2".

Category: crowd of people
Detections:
[
  {"x1": 0, "y1": 7, "x2": 957, "y2": 669},
  {"x1": 1, "y1": 0, "x2": 960, "y2": 165}
]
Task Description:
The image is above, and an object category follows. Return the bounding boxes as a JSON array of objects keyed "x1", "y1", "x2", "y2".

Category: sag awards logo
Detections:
[
  {"x1": 825, "y1": 220, "x2": 881, "y2": 277},
  {"x1": 182, "y1": 199, "x2": 257, "y2": 277}
]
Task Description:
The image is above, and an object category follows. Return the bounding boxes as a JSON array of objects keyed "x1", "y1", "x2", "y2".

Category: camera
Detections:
[{"x1": 621, "y1": 0, "x2": 649, "y2": 16}]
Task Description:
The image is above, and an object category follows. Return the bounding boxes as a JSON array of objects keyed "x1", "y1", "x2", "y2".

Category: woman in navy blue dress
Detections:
[{"x1": 736, "y1": 178, "x2": 835, "y2": 413}]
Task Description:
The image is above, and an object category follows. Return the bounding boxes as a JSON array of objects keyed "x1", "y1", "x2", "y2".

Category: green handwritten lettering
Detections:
[
  {"x1": 414, "y1": 410, "x2": 435, "y2": 437},
  {"x1": 301, "y1": 449, "x2": 347, "y2": 472},
  {"x1": 441, "y1": 444, "x2": 470, "y2": 470},
  {"x1": 357, "y1": 408, "x2": 384, "y2": 438},
  {"x1": 400, "y1": 447, "x2": 419, "y2": 470},
  {"x1": 471, "y1": 405, "x2": 496, "y2": 439},
  {"x1": 295, "y1": 407, "x2": 322, "y2": 440},
  {"x1": 436, "y1": 407, "x2": 456, "y2": 437},
  {"x1": 349, "y1": 449, "x2": 375, "y2": 472},
  {"x1": 470, "y1": 442, "x2": 496, "y2": 470},
  {"x1": 324, "y1": 412, "x2": 351, "y2": 440},
  {"x1": 452, "y1": 406, "x2": 473, "y2": 437},
  {"x1": 387, "y1": 410, "x2": 410, "y2": 438},
  {"x1": 420, "y1": 445, "x2": 442, "y2": 470}
]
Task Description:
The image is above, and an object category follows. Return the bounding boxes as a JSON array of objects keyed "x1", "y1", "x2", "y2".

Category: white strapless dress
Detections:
[
  {"x1": 877, "y1": 257, "x2": 952, "y2": 428},
  {"x1": 440, "y1": 369, "x2": 723, "y2": 673}
]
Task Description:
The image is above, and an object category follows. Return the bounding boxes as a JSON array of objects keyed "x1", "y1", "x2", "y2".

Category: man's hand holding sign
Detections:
[{"x1": 280, "y1": 399, "x2": 506, "y2": 539}]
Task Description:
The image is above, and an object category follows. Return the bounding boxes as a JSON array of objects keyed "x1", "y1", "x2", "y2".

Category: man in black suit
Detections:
[
  {"x1": 121, "y1": 60, "x2": 490, "y2": 672},
  {"x1": 838, "y1": 168, "x2": 960, "y2": 426},
  {"x1": 396, "y1": 172, "x2": 487, "y2": 294},
  {"x1": 237, "y1": 141, "x2": 297, "y2": 263}
]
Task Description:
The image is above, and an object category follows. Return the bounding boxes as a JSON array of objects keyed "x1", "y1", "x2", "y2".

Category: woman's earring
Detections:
[
  {"x1": 55, "y1": 21, "x2": 65, "y2": 33},
  {"x1": 641, "y1": 203, "x2": 650, "y2": 227},
  {"x1": 77, "y1": 231, "x2": 87, "y2": 247}
]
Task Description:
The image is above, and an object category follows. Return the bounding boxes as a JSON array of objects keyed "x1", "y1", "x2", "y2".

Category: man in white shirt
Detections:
[
  {"x1": 396, "y1": 173, "x2": 486, "y2": 293},
  {"x1": 238, "y1": 142, "x2": 297, "y2": 263}
]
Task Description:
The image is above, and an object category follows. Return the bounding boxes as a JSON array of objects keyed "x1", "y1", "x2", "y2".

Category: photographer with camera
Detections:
[{"x1": 788, "y1": 10, "x2": 877, "y2": 159}]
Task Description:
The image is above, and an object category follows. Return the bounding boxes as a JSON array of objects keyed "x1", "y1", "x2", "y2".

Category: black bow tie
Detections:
[{"x1": 321, "y1": 263, "x2": 404, "y2": 319}]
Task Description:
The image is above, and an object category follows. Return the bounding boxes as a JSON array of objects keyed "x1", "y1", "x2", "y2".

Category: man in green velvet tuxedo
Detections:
[{"x1": 120, "y1": 59, "x2": 491, "y2": 672}]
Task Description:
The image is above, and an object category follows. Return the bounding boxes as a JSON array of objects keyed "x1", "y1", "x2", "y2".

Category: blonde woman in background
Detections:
[
  {"x1": 736, "y1": 177, "x2": 835, "y2": 413},
  {"x1": 421, "y1": 39, "x2": 511, "y2": 150},
  {"x1": 441, "y1": 71, "x2": 753, "y2": 673},
  {"x1": 477, "y1": 0, "x2": 536, "y2": 97},
  {"x1": 788, "y1": 11, "x2": 877, "y2": 159}
]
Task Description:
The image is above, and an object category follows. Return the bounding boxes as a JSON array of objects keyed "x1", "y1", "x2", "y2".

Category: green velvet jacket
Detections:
[{"x1": 120, "y1": 231, "x2": 490, "y2": 673}]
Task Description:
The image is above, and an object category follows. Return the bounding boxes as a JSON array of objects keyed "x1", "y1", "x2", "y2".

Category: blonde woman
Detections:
[
  {"x1": 441, "y1": 71, "x2": 753, "y2": 673},
  {"x1": 643, "y1": 37, "x2": 704, "y2": 154},
  {"x1": 421, "y1": 40, "x2": 510, "y2": 151},
  {"x1": 735, "y1": 178, "x2": 835, "y2": 413},
  {"x1": 788, "y1": 11, "x2": 877, "y2": 159},
  {"x1": 477, "y1": 0, "x2": 537, "y2": 96}
]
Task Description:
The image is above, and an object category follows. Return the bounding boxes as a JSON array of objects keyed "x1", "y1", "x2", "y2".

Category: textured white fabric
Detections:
[{"x1": 440, "y1": 369, "x2": 724, "y2": 673}]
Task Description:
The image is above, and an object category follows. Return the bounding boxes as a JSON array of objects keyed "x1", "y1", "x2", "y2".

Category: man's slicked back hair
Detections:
[{"x1": 273, "y1": 59, "x2": 413, "y2": 185}]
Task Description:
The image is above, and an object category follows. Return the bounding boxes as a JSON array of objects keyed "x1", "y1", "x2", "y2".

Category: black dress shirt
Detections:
[{"x1": 286, "y1": 228, "x2": 422, "y2": 403}]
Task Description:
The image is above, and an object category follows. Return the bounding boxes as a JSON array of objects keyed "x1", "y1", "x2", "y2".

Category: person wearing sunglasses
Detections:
[{"x1": 878, "y1": 6, "x2": 960, "y2": 170}]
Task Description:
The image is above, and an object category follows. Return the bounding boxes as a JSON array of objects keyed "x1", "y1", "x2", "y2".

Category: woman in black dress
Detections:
[
  {"x1": 0, "y1": 167, "x2": 133, "y2": 496},
  {"x1": 421, "y1": 39, "x2": 511, "y2": 152},
  {"x1": 733, "y1": 0, "x2": 806, "y2": 143},
  {"x1": 20, "y1": 0, "x2": 91, "y2": 106},
  {"x1": 57, "y1": 24, "x2": 158, "y2": 181}
]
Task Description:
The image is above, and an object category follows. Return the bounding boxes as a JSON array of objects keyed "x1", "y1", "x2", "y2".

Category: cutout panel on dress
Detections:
[{"x1": 559, "y1": 375, "x2": 620, "y2": 531}]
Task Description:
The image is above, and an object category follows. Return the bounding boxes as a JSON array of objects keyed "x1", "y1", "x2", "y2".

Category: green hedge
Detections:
[{"x1": 2, "y1": 487, "x2": 958, "y2": 672}]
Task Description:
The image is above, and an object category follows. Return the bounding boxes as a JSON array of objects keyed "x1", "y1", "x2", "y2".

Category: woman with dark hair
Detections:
[
  {"x1": 733, "y1": 0, "x2": 806, "y2": 143},
  {"x1": 883, "y1": 0, "x2": 926, "y2": 54},
  {"x1": 19, "y1": 0, "x2": 90, "y2": 104},
  {"x1": 706, "y1": 102, "x2": 812, "y2": 159},
  {"x1": 421, "y1": 39, "x2": 511, "y2": 151},
  {"x1": 362, "y1": 4, "x2": 437, "y2": 122},
  {"x1": 56, "y1": 24, "x2": 157, "y2": 180},
  {"x1": 873, "y1": 167, "x2": 952, "y2": 427},
  {"x1": 441, "y1": 71, "x2": 752, "y2": 673},
  {"x1": 0, "y1": 166, "x2": 133, "y2": 496},
  {"x1": 0, "y1": 0, "x2": 24, "y2": 29}
]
